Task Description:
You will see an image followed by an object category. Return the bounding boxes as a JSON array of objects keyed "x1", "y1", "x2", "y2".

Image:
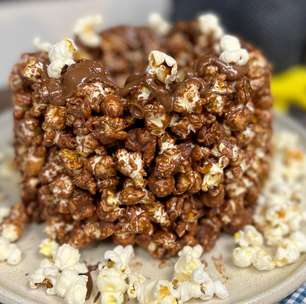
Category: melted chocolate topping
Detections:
[{"x1": 62, "y1": 60, "x2": 114, "y2": 97}]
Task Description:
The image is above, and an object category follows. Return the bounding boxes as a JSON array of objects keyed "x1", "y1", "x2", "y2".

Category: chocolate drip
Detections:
[
  {"x1": 195, "y1": 56, "x2": 247, "y2": 81},
  {"x1": 62, "y1": 60, "x2": 115, "y2": 97}
]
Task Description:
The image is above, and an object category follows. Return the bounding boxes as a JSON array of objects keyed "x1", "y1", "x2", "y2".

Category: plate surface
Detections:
[{"x1": 0, "y1": 110, "x2": 305, "y2": 304}]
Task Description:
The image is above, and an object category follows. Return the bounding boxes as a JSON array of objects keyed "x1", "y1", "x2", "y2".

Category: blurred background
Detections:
[{"x1": 1, "y1": 0, "x2": 306, "y2": 122}]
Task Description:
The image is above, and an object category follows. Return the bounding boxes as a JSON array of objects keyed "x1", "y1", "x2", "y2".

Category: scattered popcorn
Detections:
[
  {"x1": 29, "y1": 243, "x2": 88, "y2": 304},
  {"x1": 47, "y1": 38, "x2": 77, "y2": 78},
  {"x1": 198, "y1": 13, "x2": 223, "y2": 39},
  {"x1": 0, "y1": 236, "x2": 22, "y2": 265},
  {"x1": 73, "y1": 15, "x2": 103, "y2": 47},
  {"x1": 33, "y1": 37, "x2": 51, "y2": 52},
  {"x1": 274, "y1": 239, "x2": 300, "y2": 267},
  {"x1": 103, "y1": 244, "x2": 134, "y2": 272},
  {"x1": 233, "y1": 131, "x2": 306, "y2": 271},
  {"x1": 219, "y1": 34, "x2": 249, "y2": 65},
  {"x1": 64, "y1": 275, "x2": 88, "y2": 304},
  {"x1": 147, "y1": 50, "x2": 177, "y2": 85},
  {"x1": 232, "y1": 246, "x2": 256, "y2": 268},
  {"x1": 148, "y1": 13, "x2": 171, "y2": 35},
  {"x1": 234, "y1": 225, "x2": 263, "y2": 248},
  {"x1": 252, "y1": 248, "x2": 275, "y2": 271},
  {"x1": 174, "y1": 245, "x2": 203, "y2": 281},
  {"x1": 39, "y1": 238, "x2": 59, "y2": 258}
]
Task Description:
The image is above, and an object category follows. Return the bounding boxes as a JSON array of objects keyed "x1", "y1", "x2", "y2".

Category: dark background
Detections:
[{"x1": 173, "y1": 0, "x2": 306, "y2": 73}]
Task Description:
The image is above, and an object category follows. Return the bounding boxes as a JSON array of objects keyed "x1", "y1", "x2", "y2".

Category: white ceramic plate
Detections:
[{"x1": 0, "y1": 110, "x2": 305, "y2": 304}]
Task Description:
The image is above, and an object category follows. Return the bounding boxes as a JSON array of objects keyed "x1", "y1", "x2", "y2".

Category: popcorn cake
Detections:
[{"x1": 9, "y1": 14, "x2": 273, "y2": 258}]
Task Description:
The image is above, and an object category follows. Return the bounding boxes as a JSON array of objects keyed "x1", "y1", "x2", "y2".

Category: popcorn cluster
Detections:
[
  {"x1": 233, "y1": 131, "x2": 306, "y2": 271},
  {"x1": 29, "y1": 242, "x2": 88, "y2": 304},
  {"x1": 97, "y1": 245, "x2": 228, "y2": 304},
  {"x1": 10, "y1": 15, "x2": 272, "y2": 258}
]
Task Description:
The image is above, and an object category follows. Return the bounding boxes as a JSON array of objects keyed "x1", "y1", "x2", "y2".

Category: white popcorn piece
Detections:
[
  {"x1": 55, "y1": 270, "x2": 80, "y2": 297},
  {"x1": 126, "y1": 272, "x2": 146, "y2": 299},
  {"x1": 73, "y1": 15, "x2": 103, "y2": 47},
  {"x1": 54, "y1": 244, "x2": 81, "y2": 270},
  {"x1": 1, "y1": 223, "x2": 19, "y2": 242},
  {"x1": 234, "y1": 225, "x2": 263, "y2": 247},
  {"x1": 39, "y1": 238, "x2": 59, "y2": 258},
  {"x1": 219, "y1": 35, "x2": 240, "y2": 51},
  {"x1": 148, "y1": 13, "x2": 171, "y2": 35},
  {"x1": 232, "y1": 246, "x2": 256, "y2": 268},
  {"x1": 252, "y1": 248, "x2": 275, "y2": 271},
  {"x1": 214, "y1": 280, "x2": 229, "y2": 300},
  {"x1": 104, "y1": 245, "x2": 134, "y2": 271},
  {"x1": 0, "y1": 206, "x2": 10, "y2": 223},
  {"x1": 152, "y1": 280, "x2": 177, "y2": 303},
  {"x1": 274, "y1": 239, "x2": 301, "y2": 267},
  {"x1": 64, "y1": 276, "x2": 88, "y2": 304},
  {"x1": 100, "y1": 292, "x2": 124, "y2": 304},
  {"x1": 147, "y1": 50, "x2": 177, "y2": 85},
  {"x1": 174, "y1": 245, "x2": 203, "y2": 281},
  {"x1": 218, "y1": 34, "x2": 249, "y2": 65},
  {"x1": 175, "y1": 281, "x2": 202, "y2": 302},
  {"x1": 219, "y1": 49, "x2": 249, "y2": 65},
  {"x1": 198, "y1": 13, "x2": 223, "y2": 39},
  {"x1": 290, "y1": 231, "x2": 306, "y2": 253},
  {"x1": 96, "y1": 267, "x2": 128, "y2": 294},
  {"x1": 33, "y1": 37, "x2": 51, "y2": 52},
  {"x1": 47, "y1": 38, "x2": 77, "y2": 78}
]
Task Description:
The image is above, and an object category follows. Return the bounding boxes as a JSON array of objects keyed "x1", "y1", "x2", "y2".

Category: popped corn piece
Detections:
[
  {"x1": 174, "y1": 245, "x2": 203, "y2": 281},
  {"x1": 290, "y1": 231, "x2": 306, "y2": 253},
  {"x1": 104, "y1": 245, "x2": 134, "y2": 271},
  {"x1": 100, "y1": 292, "x2": 124, "y2": 304},
  {"x1": 234, "y1": 225, "x2": 263, "y2": 247},
  {"x1": 198, "y1": 13, "x2": 223, "y2": 39},
  {"x1": 1, "y1": 223, "x2": 19, "y2": 242},
  {"x1": 39, "y1": 238, "x2": 59, "y2": 258},
  {"x1": 64, "y1": 275, "x2": 88, "y2": 304},
  {"x1": 219, "y1": 35, "x2": 249, "y2": 65},
  {"x1": 263, "y1": 225, "x2": 286, "y2": 246},
  {"x1": 47, "y1": 39, "x2": 77, "y2": 78},
  {"x1": 252, "y1": 248, "x2": 275, "y2": 271},
  {"x1": 147, "y1": 50, "x2": 177, "y2": 85},
  {"x1": 274, "y1": 239, "x2": 301, "y2": 267},
  {"x1": 0, "y1": 206, "x2": 10, "y2": 222},
  {"x1": 232, "y1": 246, "x2": 256, "y2": 268},
  {"x1": 214, "y1": 280, "x2": 229, "y2": 300},
  {"x1": 55, "y1": 270, "x2": 80, "y2": 297},
  {"x1": 73, "y1": 15, "x2": 103, "y2": 47},
  {"x1": 152, "y1": 280, "x2": 177, "y2": 304},
  {"x1": 33, "y1": 37, "x2": 51, "y2": 52},
  {"x1": 148, "y1": 13, "x2": 171, "y2": 35},
  {"x1": 54, "y1": 244, "x2": 80, "y2": 270},
  {"x1": 96, "y1": 267, "x2": 128, "y2": 294},
  {"x1": 127, "y1": 272, "x2": 146, "y2": 299},
  {"x1": 175, "y1": 281, "x2": 202, "y2": 302}
]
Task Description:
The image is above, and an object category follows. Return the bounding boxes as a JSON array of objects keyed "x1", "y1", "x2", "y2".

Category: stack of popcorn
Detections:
[{"x1": 9, "y1": 12, "x2": 273, "y2": 259}]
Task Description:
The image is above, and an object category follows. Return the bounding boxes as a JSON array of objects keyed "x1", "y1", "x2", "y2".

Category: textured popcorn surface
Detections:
[{"x1": 10, "y1": 15, "x2": 272, "y2": 258}]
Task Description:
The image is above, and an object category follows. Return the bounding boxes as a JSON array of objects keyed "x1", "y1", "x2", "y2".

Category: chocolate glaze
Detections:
[
  {"x1": 195, "y1": 56, "x2": 248, "y2": 81},
  {"x1": 62, "y1": 60, "x2": 115, "y2": 98}
]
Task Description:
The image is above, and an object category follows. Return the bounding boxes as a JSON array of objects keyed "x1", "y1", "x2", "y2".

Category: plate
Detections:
[{"x1": 0, "y1": 110, "x2": 305, "y2": 304}]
